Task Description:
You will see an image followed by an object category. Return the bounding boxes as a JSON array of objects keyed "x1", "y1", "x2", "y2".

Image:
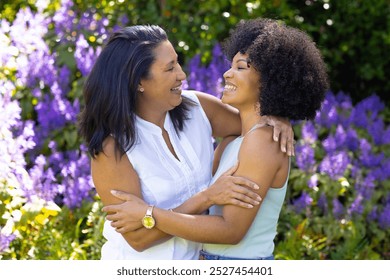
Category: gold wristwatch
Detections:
[{"x1": 142, "y1": 205, "x2": 155, "y2": 229}]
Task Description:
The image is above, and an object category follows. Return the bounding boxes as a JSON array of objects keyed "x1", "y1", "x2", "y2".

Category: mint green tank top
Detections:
[{"x1": 202, "y1": 126, "x2": 288, "y2": 258}]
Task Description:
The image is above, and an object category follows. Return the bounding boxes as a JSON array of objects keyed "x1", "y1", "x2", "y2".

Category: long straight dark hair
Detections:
[{"x1": 78, "y1": 25, "x2": 194, "y2": 158}]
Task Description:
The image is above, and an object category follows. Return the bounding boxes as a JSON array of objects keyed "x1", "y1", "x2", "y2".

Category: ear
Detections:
[{"x1": 138, "y1": 84, "x2": 144, "y2": 93}]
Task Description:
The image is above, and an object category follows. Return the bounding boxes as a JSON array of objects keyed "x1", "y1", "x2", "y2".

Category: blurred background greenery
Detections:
[{"x1": 1, "y1": 0, "x2": 389, "y2": 105}]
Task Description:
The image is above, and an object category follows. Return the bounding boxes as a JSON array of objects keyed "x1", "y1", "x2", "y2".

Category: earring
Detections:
[{"x1": 139, "y1": 87, "x2": 144, "y2": 93}]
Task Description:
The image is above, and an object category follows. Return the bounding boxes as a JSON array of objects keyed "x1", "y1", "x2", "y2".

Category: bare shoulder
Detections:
[
  {"x1": 94, "y1": 135, "x2": 123, "y2": 163},
  {"x1": 195, "y1": 91, "x2": 222, "y2": 114},
  {"x1": 93, "y1": 135, "x2": 131, "y2": 169},
  {"x1": 101, "y1": 135, "x2": 116, "y2": 158},
  {"x1": 238, "y1": 126, "x2": 289, "y2": 188},
  {"x1": 238, "y1": 126, "x2": 284, "y2": 167},
  {"x1": 242, "y1": 126, "x2": 279, "y2": 152},
  {"x1": 194, "y1": 91, "x2": 218, "y2": 102}
]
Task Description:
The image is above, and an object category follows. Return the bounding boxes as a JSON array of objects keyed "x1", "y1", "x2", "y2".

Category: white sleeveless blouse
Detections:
[{"x1": 101, "y1": 90, "x2": 214, "y2": 260}]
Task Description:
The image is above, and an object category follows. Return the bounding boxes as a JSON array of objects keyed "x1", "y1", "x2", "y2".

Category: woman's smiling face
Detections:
[
  {"x1": 138, "y1": 40, "x2": 187, "y2": 113},
  {"x1": 222, "y1": 52, "x2": 261, "y2": 111}
]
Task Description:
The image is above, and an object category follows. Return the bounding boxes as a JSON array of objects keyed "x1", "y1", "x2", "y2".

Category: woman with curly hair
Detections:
[{"x1": 104, "y1": 18, "x2": 328, "y2": 260}]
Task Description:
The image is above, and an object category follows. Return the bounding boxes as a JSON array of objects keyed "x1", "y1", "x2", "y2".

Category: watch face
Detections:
[{"x1": 142, "y1": 216, "x2": 155, "y2": 229}]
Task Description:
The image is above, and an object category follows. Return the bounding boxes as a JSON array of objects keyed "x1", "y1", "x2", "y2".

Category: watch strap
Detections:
[{"x1": 146, "y1": 205, "x2": 154, "y2": 216}]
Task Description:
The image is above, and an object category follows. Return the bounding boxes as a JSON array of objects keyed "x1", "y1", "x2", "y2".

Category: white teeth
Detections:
[
  {"x1": 171, "y1": 86, "x2": 181, "y2": 91},
  {"x1": 224, "y1": 84, "x2": 237, "y2": 91}
]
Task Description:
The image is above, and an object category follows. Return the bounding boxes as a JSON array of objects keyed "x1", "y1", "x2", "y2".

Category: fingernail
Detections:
[
  {"x1": 254, "y1": 184, "x2": 260, "y2": 190},
  {"x1": 247, "y1": 204, "x2": 253, "y2": 208},
  {"x1": 257, "y1": 195, "x2": 262, "y2": 201},
  {"x1": 282, "y1": 147, "x2": 286, "y2": 153},
  {"x1": 110, "y1": 190, "x2": 117, "y2": 195},
  {"x1": 274, "y1": 136, "x2": 278, "y2": 142}
]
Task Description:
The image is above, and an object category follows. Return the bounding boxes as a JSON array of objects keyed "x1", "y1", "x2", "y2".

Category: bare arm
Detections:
[{"x1": 105, "y1": 163, "x2": 262, "y2": 235}]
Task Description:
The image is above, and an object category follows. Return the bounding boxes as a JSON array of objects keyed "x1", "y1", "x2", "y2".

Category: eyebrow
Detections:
[
  {"x1": 163, "y1": 58, "x2": 178, "y2": 69},
  {"x1": 236, "y1": 59, "x2": 249, "y2": 63}
]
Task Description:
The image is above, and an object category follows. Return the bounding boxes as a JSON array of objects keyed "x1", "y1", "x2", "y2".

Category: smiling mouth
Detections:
[
  {"x1": 224, "y1": 84, "x2": 237, "y2": 91},
  {"x1": 171, "y1": 85, "x2": 182, "y2": 92}
]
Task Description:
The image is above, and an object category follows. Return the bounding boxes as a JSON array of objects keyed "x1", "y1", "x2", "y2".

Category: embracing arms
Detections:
[
  {"x1": 93, "y1": 136, "x2": 260, "y2": 252},
  {"x1": 105, "y1": 126, "x2": 290, "y2": 244}
]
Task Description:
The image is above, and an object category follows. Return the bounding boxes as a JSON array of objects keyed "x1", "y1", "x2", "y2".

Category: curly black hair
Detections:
[{"x1": 222, "y1": 18, "x2": 329, "y2": 120}]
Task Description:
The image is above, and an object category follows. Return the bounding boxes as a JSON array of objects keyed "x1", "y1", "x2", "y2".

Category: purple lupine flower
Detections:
[
  {"x1": 186, "y1": 44, "x2": 228, "y2": 97},
  {"x1": 0, "y1": 19, "x2": 12, "y2": 66},
  {"x1": 367, "y1": 118, "x2": 385, "y2": 145},
  {"x1": 207, "y1": 44, "x2": 229, "y2": 97},
  {"x1": 359, "y1": 138, "x2": 371, "y2": 154},
  {"x1": 322, "y1": 125, "x2": 350, "y2": 154},
  {"x1": 0, "y1": 83, "x2": 20, "y2": 130},
  {"x1": 74, "y1": 34, "x2": 102, "y2": 76},
  {"x1": 78, "y1": 10, "x2": 109, "y2": 35},
  {"x1": 318, "y1": 193, "x2": 328, "y2": 215},
  {"x1": 367, "y1": 159, "x2": 390, "y2": 181},
  {"x1": 119, "y1": 14, "x2": 129, "y2": 26},
  {"x1": 359, "y1": 144, "x2": 384, "y2": 168},
  {"x1": 42, "y1": 143, "x2": 94, "y2": 208},
  {"x1": 295, "y1": 143, "x2": 316, "y2": 172},
  {"x1": 35, "y1": 94, "x2": 66, "y2": 141},
  {"x1": 314, "y1": 91, "x2": 339, "y2": 128},
  {"x1": 351, "y1": 94, "x2": 384, "y2": 128},
  {"x1": 292, "y1": 192, "x2": 313, "y2": 214},
  {"x1": 378, "y1": 203, "x2": 390, "y2": 230},
  {"x1": 382, "y1": 126, "x2": 390, "y2": 145},
  {"x1": 0, "y1": 83, "x2": 35, "y2": 190},
  {"x1": 52, "y1": 0, "x2": 76, "y2": 40},
  {"x1": 301, "y1": 121, "x2": 318, "y2": 144},
  {"x1": 355, "y1": 174, "x2": 376, "y2": 201},
  {"x1": 348, "y1": 195, "x2": 364, "y2": 215},
  {"x1": 319, "y1": 151, "x2": 350, "y2": 180},
  {"x1": 379, "y1": 159, "x2": 390, "y2": 181},
  {"x1": 332, "y1": 198, "x2": 344, "y2": 219},
  {"x1": 322, "y1": 135, "x2": 337, "y2": 154},
  {"x1": 58, "y1": 66, "x2": 71, "y2": 93},
  {"x1": 9, "y1": 7, "x2": 48, "y2": 55},
  {"x1": 23, "y1": 155, "x2": 58, "y2": 203},
  {"x1": 59, "y1": 147, "x2": 94, "y2": 208},
  {"x1": 345, "y1": 127, "x2": 359, "y2": 152},
  {"x1": 334, "y1": 91, "x2": 353, "y2": 128},
  {"x1": 187, "y1": 54, "x2": 207, "y2": 92},
  {"x1": 9, "y1": 7, "x2": 52, "y2": 89},
  {"x1": 368, "y1": 206, "x2": 378, "y2": 222},
  {"x1": 350, "y1": 161, "x2": 361, "y2": 178},
  {"x1": 0, "y1": 232, "x2": 16, "y2": 253}
]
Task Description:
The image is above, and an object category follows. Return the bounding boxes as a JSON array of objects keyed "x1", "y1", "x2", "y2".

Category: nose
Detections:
[
  {"x1": 177, "y1": 63, "x2": 187, "y2": 81},
  {"x1": 223, "y1": 68, "x2": 233, "y2": 79}
]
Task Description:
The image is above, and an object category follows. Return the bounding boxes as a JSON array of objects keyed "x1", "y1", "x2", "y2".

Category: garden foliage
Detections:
[{"x1": 0, "y1": 0, "x2": 389, "y2": 259}]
